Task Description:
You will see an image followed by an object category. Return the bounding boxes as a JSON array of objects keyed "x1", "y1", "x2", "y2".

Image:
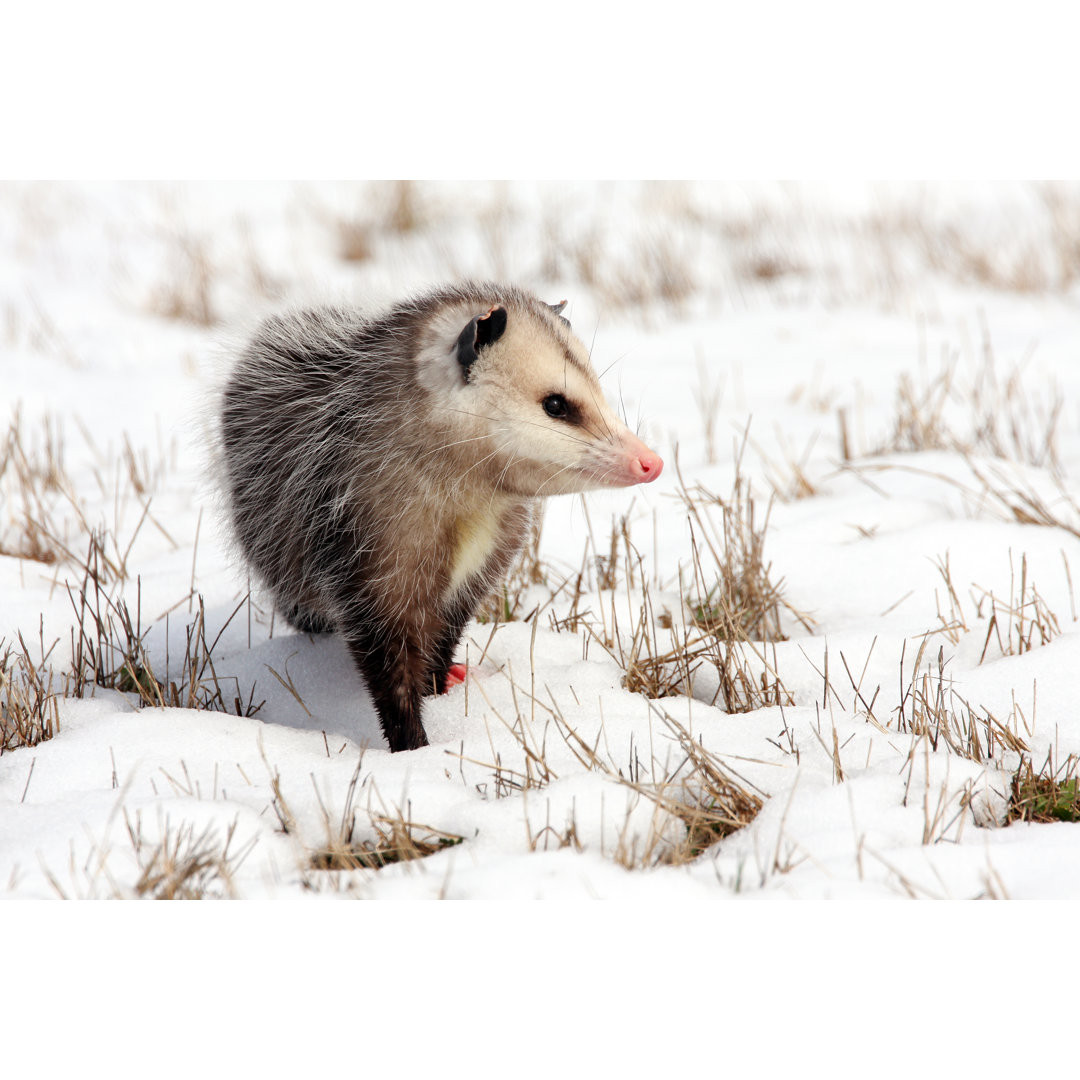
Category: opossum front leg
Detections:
[{"x1": 343, "y1": 628, "x2": 430, "y2": 753}]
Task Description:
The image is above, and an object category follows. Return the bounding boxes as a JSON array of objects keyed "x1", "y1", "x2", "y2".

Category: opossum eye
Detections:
[{"x1": 542, "y1": 393, "x2": 571, "y2": 420}]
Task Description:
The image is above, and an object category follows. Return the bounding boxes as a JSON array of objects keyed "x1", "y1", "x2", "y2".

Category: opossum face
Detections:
[{"x1": 444, "y1": 302, "x2": 664, "y2": 498}]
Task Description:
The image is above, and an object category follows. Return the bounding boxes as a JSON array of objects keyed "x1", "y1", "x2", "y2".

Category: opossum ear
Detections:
[
  {"x1": 476, "y1": 305, "x2": 507, "y2": 349},
  {"x1": 548, "y1": 299, "x2": 571, "y2": 327},
  {"x1": 456, "y1": 306, "x2": 507, "y2": 381}
]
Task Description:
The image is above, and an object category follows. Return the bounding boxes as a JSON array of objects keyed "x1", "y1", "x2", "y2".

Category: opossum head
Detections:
[{"x1": 417, "y1": 289, "x2": 663, "y2": 498}]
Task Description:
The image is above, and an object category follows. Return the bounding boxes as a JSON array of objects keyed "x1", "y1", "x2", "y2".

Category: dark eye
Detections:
[{"x1": 542, "y1": 393, "x2": 570, "y2": 419}]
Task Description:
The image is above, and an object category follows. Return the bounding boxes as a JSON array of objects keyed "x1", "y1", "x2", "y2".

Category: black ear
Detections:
[{"x1": 456, "y1": 305, "x2": 507, "y2": 381}]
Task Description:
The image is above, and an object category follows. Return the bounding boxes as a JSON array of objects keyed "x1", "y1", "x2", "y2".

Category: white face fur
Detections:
[{"x1": 416, "y1": 300, "x2": 663, "y2": 498}]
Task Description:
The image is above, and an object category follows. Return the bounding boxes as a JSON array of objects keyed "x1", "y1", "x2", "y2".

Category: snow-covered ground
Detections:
[{"x1": 3, "y1": 180, "x2": 1080, "y2": 899}]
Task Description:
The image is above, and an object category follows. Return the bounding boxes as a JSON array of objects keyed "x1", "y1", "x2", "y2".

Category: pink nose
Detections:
[{"x1": 631, "y1": 449, "x2": 664, "y2": 483}]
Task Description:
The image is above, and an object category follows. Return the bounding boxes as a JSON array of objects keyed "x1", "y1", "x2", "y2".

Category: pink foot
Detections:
[{"x1": 444, "y1": 663, "x2": 468, "y2": 691}]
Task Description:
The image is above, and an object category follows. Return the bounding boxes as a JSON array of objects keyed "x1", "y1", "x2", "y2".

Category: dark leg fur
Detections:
[
  {"x1": 423, "y1": 597, "x2": 474, "y2": 698},
  {"x1": 344, "y1": 624, "x2": 430, "y2": 752},
  {"x1": 282, "y1": 603, "x2": 336, "y2": 635},
  {"x1": 343, "y1": 596, "x2": 477, "y2": 749}
]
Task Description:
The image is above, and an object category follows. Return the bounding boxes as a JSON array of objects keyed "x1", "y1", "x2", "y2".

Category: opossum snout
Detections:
[
  {"x1": 631, "y1": 446, "x2": 664, "y2": 483},
  {"x1": 614, "y1": 433, "x2": 664, "y2": 486}
]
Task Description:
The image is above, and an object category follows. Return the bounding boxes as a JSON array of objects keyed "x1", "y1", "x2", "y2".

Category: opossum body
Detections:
[{"x1": 218, "y1": 282, "x2": 663, "y2": 752}]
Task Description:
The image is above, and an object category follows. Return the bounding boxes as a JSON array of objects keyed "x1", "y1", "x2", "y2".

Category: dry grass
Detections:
[
  {"x1": 142, "y1": 194, "x2": 286, "y2": 326},
  {"x1": 568, "y1": 510, "x2": 700, "y2": 699},
  {"x1": 0, "y1": 632, "x2": 61, "y2": 752},
  {"x1": 266, "y1": 752, "x2": 463, "y2": 878},
  {"x1": 309, "y1": 811, "x2": 464, "y2": 872},
  {"x1": 893, "y1": 639, "x2": 1029, "y2": 765},
  {"x1": 847, "y1": 453, "x2": 1080, "y2": 556},
  {"x1": 931, "y1": 550, "x2": 1064, "y2": 660},
  {"x1": 971, "y1": 554, "x2": 1063, "y2": 661},
  {"x1": 805, "y1": 628, "x2": 1029, "y2": 773},
  {"x1": 677, "y1": 450, "x2": 811, "y2": 711},
  {"x1": 0, "y1": 410, "x2": 261, "y2": 755},
  {"x1": 67, "y1": 557, "x2": 264, "y2": 716},
  {"x1": 17, "y1": 182, "x2": 1080, "y2": 342},
  {"x1": 450, "y1": 673, "x2": 765, "y2": 868},
  {"x1": 1008, "y1": 751, "x2": 1080, "y2": 824},
  {"x1": 149, "y1": 179, "x2": 1072, "y2": 332},
  {"x1": 588, "y1": 576, "x2": 704, "y2": 701},
  {"x1": 464, "y1": 182, "x2": 1080, "y2": 315},
  {"x1": 582, "y1": 230, "x2": 698, "y2": 316},
  {"x1": 554, "y1": 446, "x2": 805, "y2": 714},
  {"x1": 3, "y1": 288, "x2": 80, "y2": 367},
  {"x1": 911, "y1": 185, "x2": 1080, "y2": 294},
  {"x1": 754, "y1": 428, "x2": 822, "y2": 503},
  {"x1": 800, "y1": 633, "x2": 1034, "y2": 844},
  {"x1": 150, "y1": 229, "x2": 217, "y2": 325},
  {"x1": 321, "y1": 181, "x2": 437, "y2": 265},
  {"x1": 308, "y1": 756, "x2": 464, "y2": 872},
  {"x1": 40, "y1": 810, "x2": 256, "y2": 900},
  {"x1": 963, "y1": 457, "x2": 1080, "y2": 541},
  {"x1": 1, "y1": 408, "x2": 75, "y2": 565},
  {"x1": 878, "y1": 320, "x2": 1063, "y2": 475},
  {"x1": 794, "y1": 601, "x2": 1080, "y2": 840},
  {"x1": 122, "y1": 813, "x2": 253, "y2": 899},
  {"x1": 607, "y1": 709, "x2": 765, "y2": 867},
  {"x1": 682, "y1": 471, "x2": 787, "y2": 644},
  {"x1": 1, "y1": 408, "x2": 178, "y2": 580},
  {"x1": 1, "y1": 574, "x2": 264, "y2": 756},
  {"x1": 794, "y1": 621, "x2": 1037, "y2": 841}
]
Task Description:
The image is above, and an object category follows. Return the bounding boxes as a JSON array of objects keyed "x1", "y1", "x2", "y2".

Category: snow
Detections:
[{"x1": 4, "y1": 180, "x2": 1080, "y2": 899}]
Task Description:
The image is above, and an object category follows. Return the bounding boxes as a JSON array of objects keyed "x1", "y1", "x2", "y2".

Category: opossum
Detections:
[{"x1": 217, "y1": 282, "x2": 662, "y2": 752}]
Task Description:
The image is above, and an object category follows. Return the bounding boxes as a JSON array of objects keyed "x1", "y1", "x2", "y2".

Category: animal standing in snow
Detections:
[{"x1": 217, "y1": 282, "x2": 663, "y2": 751}]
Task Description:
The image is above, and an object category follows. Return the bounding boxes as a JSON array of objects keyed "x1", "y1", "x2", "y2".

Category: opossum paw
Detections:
[{"x1": 444, "y1": 663, "x2": 468, "y2": 690}]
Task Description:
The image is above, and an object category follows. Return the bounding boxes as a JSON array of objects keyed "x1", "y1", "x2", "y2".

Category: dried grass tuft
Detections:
[
  {"x1": 309, "y1": 813, "x2": 464, "y2": 872},
  {"x1": 150, "y1": 231, "x2": 217, "y2": 326},
  {"x1": 930, "y1": 549, "x2": 1064, "y2": 661},
  {"x1": 123, "y1": 813, "x2": 253, "y2": 899},
  {"x1": 0, "y1": 633, "x2": 62, "y2": 752},
  {"x1": 267, "y1": 754, "x2": 465, "y2": 875},
  {"x1": 879, "y1": 320, "x2": 1063, "y2": 476},
  {"x1": 1008, "y1": 752, "x2": 1080, "y2": 824},
  {"x1": 459, "y1": 664, "x2": 765, "y2": 868},
  {"x1": 556, "y1": 705, "x2": 764, "y2": 867},
  {"x1": 894, "y1": 640, "x2": 1029, "y2": 765}
]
